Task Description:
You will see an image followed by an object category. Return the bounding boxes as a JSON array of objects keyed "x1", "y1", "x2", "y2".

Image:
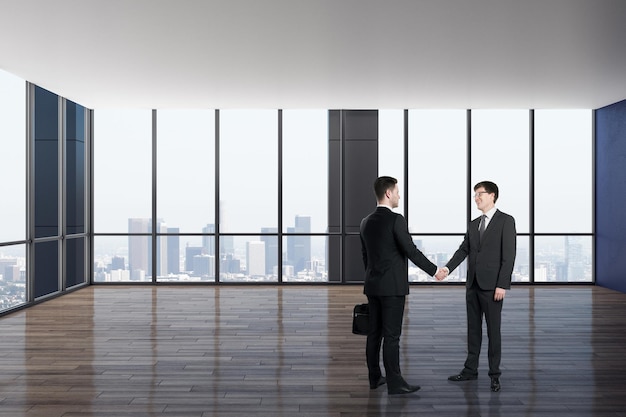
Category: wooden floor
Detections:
[{"x1": 1, "y1": 285, "x2": 625, "y2": 417}]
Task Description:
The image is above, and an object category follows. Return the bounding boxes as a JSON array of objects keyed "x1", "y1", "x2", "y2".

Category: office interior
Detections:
[{"x1": 1, "y1": 1, "x2": 626, "y2": 415}]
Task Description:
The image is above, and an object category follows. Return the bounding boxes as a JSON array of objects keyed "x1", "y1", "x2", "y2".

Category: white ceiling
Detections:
[{"x1": 1, "y1": 0, "x2": 626, "y2": 110}]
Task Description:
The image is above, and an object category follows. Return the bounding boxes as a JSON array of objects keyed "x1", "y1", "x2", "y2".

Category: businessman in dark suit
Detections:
[
  {"x1": 441, "y1": 181, "x2": 516, "y2": 392},
  {"x1": 360, "y1": 176, "x2": 446, "y2": 395}
]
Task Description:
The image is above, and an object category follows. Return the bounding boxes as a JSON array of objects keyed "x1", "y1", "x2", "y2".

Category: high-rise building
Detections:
[
  {"x1": 219, "y1": 201, "x2": 234, "y2": 255},
  {"x1": 202, "y1": 224, "x2": 215, "y2": 256},
  {"x1": 220, "y1": 254, "x2": 240, "y2": 274},
  {"x1": 287, "y1": 215, "x2": 311, "y2": 272},
  {"x1": 110, "y1": 256, "x2": 125, "y2": 271},
  {"x1": 3, "y1": 265, "x2": 20, "y2": 282},
  {"x1": 260, "y1": 227, "x2": 277, "y2": 275},
  {"x1": 155, "y1": 219, "x2": 168, "y2": 277},
  {"x1": 555, "y1": 261, "x2": 568, "y2": 282},
  {"x1": 566, "y1": 236, "x2": 585, "y2": 281},
  {"x1": 167, "y1": 228, "x2": 180, "y2": 274},
  {"x1": 0, "y1": 258, "x2": 17, "y2": 270},
  {"x1": 192, "y1": 254, "x2": 212, "y2": 277},
  {"x1": 185, "y1": 245, "x2": 203, "y2": 273},
  {"x1": 128, "y1": 218, "x2": 150, "y2": 279},
  {"x1": 246, "y1": 241, "x2": 266, "y2": 277},
  {"x1": 128, "y1": 218, "x2": 168, "y2": 278}
]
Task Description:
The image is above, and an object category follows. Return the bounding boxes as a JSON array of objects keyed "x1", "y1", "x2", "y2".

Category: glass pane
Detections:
[
  {"x1": 409, "y1": 236, "x2": 467, "y2": 282},
  {"x1": 535, "y1": 236, "x2": 592, "y2": 282},
  {"x1": 94, "y1": 233, "x2": 156, "y2": 283},
  {"x1": 408, "y1": 110, "x2": 467, "y2": 233},
  {"x1": 0, "y1": 244, "x2": 26, "y2": 310},
  {"x1": 66, "y1": 101, "x2": 86, "y2": 235},
  {"x1": 283, "y1": 236, "x2": 329, "y2": 282},
  {"x1": 94, "y1": 236, "x2": 130, "y2": 282},
  {"x1": 379, "y1": 110, "x2": 405, "y2": 216},
  {"x1": 34, "y1": 240, "x2": 59, "y2": 298},
  {"x1": 157, "y1": 109, "x2": 215, "y2": 233},
  {"x1": 0, "y1": 70, "x2": 26, "y2": 243},
  {"x1": 513, "y1": 236, "x2": 530, "y2": 283},
  {"x1": 219, "y1": 110, "x2": 277, "y2": 233},
  {"x1": 66, "y1": 237, "x2": 86, "y2": 287},
  {"x1": 535, "y1": 110, "x2": 592, "y2": 233},
  {"x1": 282, "y1": 109, "x2": 328, "y2": 232},
  {"x1": 128, "y1": 218, "x2": 152, "y2": 281},
  {"x1": 219, "y1": 235, "x2": 278, "y2": 282},
  {"x1": 284, "y1": 216, "x2": 312, "y2": 273},
  {"x1": 471, "y1": 110, "x2": 529, "y2": 233},
  {"x1": 34, "y1": 86, "x2": 59, "y2": 238},
  {"x1": 282, "y1": 235, "x2": 328, "y2": 282},
  {"x1": 94, "y1": 109, "x2": 151, "y2": 233},
  {"x1": 157, "y1": 235, "x2": 215, "y2": 282}
]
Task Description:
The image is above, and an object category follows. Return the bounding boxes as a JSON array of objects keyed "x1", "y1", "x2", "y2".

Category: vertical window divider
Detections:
[
  {"x1": 278, "y1": 109, "x2": 283, "y2": 283},
  {"x1": 26, "y1": 83, "x2": 34, "y2": 302},
  {"x1": 151, "y1": 109, "x2": 157, "y2": 283},
  {"x1": 466, "y1": 109, "x2": 472, "y2": 223},
  {"x1": 529, "y1": 109, "x2": 535, "y2": 283},
  {"x1": 215, "y1": 109, "x2": 221, "y2": 283},
  {"x1": 591, "y1": 109, "x2": 596, "y2": 284},
  {"x1": 88, "y1": 109, "x2": 94, "y2": 284},
  {"x1": 60, "y1": 97, "x2": 66, "y2": 291},
  {"x1": 339, "y1": 110, "x2": 345, "y2": 282},
  {"x1": 403, "y1": 109, "x2": 409, "y2": 221}
]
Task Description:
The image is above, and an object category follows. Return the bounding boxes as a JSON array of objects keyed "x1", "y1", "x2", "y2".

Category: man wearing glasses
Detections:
[{"x1": 439, "y1": 181, "x2": 516, "y2": 392}]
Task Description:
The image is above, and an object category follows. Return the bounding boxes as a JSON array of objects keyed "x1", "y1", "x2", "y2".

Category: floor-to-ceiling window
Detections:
[
  {"x1": 91, "y1": 108, "x2": 593, "y2": 285},
  {"x1": 219, "y1": 110, "x2": 278, "y2": 282},
  {"x1": 93, "y1": 109, "x2": 151, "y2": 282},
  {"x1": 156, "y1": 109, "x2": 215, "y2": 282},
  {"x1": 0, "y1": 69, "x2": 27, "y2": 310},
  {"x1": 282, "y1": 110, "x2": 329, "y2": 282},
  {"x1": 534, "y1": 109, "x2": 593, "y2": 282},
  {"x1": 407, "y1": 109, "x2": 467, "y2": 282}
]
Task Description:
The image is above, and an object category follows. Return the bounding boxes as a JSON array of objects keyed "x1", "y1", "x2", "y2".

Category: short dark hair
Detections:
[
  {"x1": 474, "y1": 181, "x2": 499, "y2": 202},
  {"x1": 374, "y1": 176, "x2": 397, "y2": 201}
]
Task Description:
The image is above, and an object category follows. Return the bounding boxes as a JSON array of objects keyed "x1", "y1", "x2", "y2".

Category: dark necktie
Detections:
[{"x1": 479, "y1": 214, "x2": 486, "y2": 241}]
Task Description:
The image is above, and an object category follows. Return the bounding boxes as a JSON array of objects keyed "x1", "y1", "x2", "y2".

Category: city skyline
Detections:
[
  {"x1": 0, "y1": 230, "x2": 593, "y2": 309},
  {"x1": 91, "y1": 214, "x2": 592, "y2": 284}
]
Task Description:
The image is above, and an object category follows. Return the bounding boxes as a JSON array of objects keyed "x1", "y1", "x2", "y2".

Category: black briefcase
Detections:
[{"x1": 352, "y1": 303, "x2": 369, "y2": 335}]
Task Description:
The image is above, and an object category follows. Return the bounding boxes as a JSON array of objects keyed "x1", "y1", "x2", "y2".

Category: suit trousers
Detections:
[
  {"x1": 366, "y1": 295, "x2": 406, "y2": 387},
  {"x1": 463, "y1": 279, "x2": 503, "y2": 377}
]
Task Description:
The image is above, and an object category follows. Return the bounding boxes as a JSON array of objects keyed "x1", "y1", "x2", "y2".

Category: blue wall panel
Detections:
[{"x1": 596, "y1": 99, "x2": 626, "y2": 293}]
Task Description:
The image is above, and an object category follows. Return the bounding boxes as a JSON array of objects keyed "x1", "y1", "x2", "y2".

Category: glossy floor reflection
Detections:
[{"x1": 0, "y1": 285, "x2": 625, "y2": 416}]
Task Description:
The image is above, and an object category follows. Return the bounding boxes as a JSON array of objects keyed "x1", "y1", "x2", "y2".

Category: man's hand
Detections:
[
  {"x1": 435, "y1": 267, "x2": 449, "y2": 281},
  {"x1": 494, "y1": 287, "x2": 506, "y2": 301}
]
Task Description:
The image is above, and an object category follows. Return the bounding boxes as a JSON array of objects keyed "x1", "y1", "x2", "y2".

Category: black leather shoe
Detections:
[
  {"x1": 490, "y1": 377, "x2": 501, "y2": 392},
  {"x1": 448, "y1": 373, "x2": 478, "y2": 382},
  {"x1": 370, "y1": 376, "x2": 386, "y2": 389},
  {"x1": 388, "y1": 382, "x2": 420, "y2": 395}
]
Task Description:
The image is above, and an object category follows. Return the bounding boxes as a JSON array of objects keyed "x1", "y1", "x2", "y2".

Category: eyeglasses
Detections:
[{"x1": 474, "y1": 191, "x2": 491, "y2": 198}]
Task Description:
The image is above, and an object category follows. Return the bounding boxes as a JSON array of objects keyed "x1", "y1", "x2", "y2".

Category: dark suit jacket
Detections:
[
  {"x1": 360, "y1": 206, "x2": 437, "y2": 296},
  {"x1": 446, "y1": 209, "x2": 516, "y2": 290}
]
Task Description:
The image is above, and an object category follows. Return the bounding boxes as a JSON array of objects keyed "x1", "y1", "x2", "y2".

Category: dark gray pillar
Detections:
[{"x1": 328, "y1": 110, "x2": 378, "y2": 283}]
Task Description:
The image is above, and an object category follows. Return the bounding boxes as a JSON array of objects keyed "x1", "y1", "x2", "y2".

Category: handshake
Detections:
[{"x1": 434, "y1": 266, "x2": 449, "y2": 281}]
